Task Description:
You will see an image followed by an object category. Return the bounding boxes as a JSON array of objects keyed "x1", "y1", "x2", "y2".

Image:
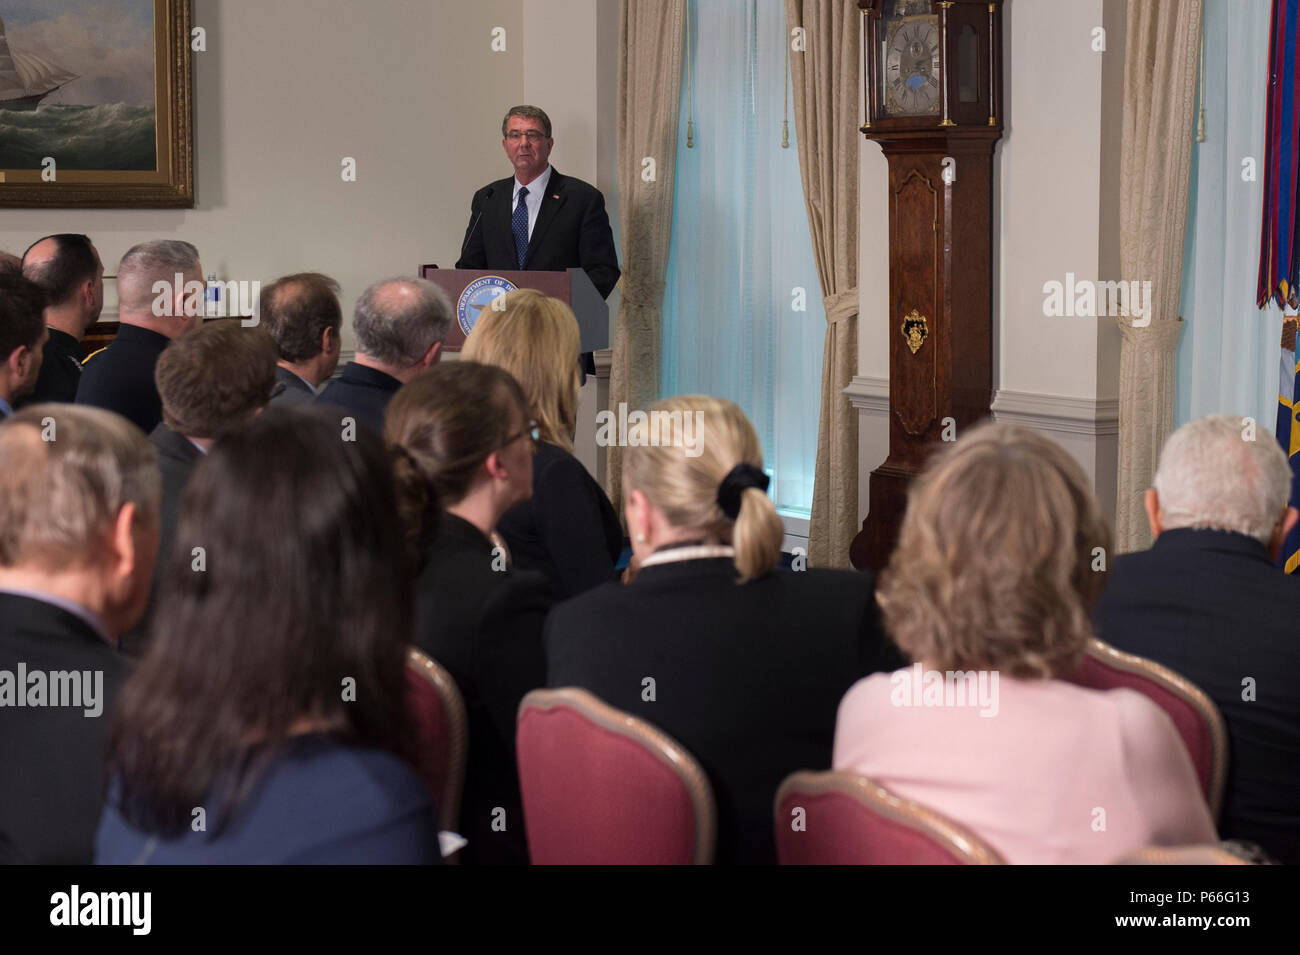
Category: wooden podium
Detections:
[{"x1": 419, "y1": 266, "x2": 609, "y2": 352}]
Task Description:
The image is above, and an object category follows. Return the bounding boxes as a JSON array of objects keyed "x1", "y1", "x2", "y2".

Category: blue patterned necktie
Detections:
[{"x1": 512, "y1": 186, "x2": 530, "y2": 268}]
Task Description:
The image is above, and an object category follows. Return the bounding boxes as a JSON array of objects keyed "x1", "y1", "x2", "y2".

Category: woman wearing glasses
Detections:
[
  {"x1": 386, "y1": 361, "x2": 551, "y2": 865},
  {"x1": 463, "y1": 289, "x2": 623, "y2": 600}
]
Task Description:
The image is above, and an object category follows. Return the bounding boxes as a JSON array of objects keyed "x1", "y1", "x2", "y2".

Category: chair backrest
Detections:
[
  {"x1": 405, "y1": 648, "x2": 469, "y2": 836},
  {"x1": 1116, "y1": 845, "x2": 1251, "y2": 865},
  {"x1": 774, "y1": 771, "x2": 1005, "y2": 865},
  {"x1": 1065, "y1": 638, "x2": 1227, "y2": 819},
  {"x1": 516, "y1": 687, "x2": 716, "y2": 864}
]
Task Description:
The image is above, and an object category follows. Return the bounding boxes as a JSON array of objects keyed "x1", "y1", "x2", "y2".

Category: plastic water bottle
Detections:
[{"x1": 205, "y1": 273, "x2": 220, "y2": 318}]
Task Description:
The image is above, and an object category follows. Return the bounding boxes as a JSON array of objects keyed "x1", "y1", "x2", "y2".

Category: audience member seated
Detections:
[
  {"x1": 76, "y1": 240, "x2": 205, "y2": 434},
  {"x1": 18, "y1": 234, "x2": 104, "y2": 406},
  {"x1": 315, "y1": 276, "x2": 450, "y2": 433},
  {"x1": 544, "y1": 395, "x2": 901, "y2": 864},
  {"x1": 463, "y1": 289, "x2": 621, "y2": 599},
  {"x1": 0, "y1": 273, "x2": 48, "y2": 419},
  {"x1": 0, "y1": 406, "x2": 160, "y2": 863},
  {"x1": 387, "y1": 361, "x2": 551, "y2": 865},
  {"x1": 96, "y1": 407, "x2": 440, "y2": 864},
  {"x1": 0, "y1": 251, "x2": 21, "y2": 276},
  {"x1": 1095, "y1": 414, "x2": 1300, "y2": 863},
  {"x1": 834, "y1": 422, "x2": 1216, "y2": 864},
  {"x1": 259, "y1": 272, "x2": 343, "y2": 405},
  {"x1": 120, "y1": 321, "x2": 279, "y2": 656}
]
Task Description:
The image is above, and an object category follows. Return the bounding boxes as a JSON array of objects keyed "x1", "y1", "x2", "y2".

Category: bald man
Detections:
[
  {"x1": 75, "y1": 240, "x2": 204, "y2": 434},
  {"x1": 19, "y1": 234, "x2": 103, "y2": 406},
  {"x1": 315, "y1": 277, "x2": 451, "y2": 434}
]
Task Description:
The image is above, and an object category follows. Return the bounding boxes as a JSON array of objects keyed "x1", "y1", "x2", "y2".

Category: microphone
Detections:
[{"x1": 459, "y1": 186, "x2": 495, "y2": 262}]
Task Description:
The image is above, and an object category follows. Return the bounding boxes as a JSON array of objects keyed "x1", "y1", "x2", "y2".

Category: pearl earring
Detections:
[{"x1": 635, "y1": 533, "x2": 646, "y2": 543}]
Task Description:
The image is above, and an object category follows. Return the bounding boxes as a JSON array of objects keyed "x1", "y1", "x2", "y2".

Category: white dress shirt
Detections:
[{"x1": 512, "y1": 165, "x2": 553, "y2": 241}]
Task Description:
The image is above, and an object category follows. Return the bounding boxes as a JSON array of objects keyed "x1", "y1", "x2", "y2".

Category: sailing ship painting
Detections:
[
  {"x1": 0, "y1": 1, "x2": 157, "y2": 171},
  {"x1": 0, "y1": 14, "x2": 79, "y2": 110}
]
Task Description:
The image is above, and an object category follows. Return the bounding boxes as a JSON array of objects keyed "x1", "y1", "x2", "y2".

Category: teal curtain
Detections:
[
  {"x1": 1176, "y1": 0, "x2": 1279, "y2": 429},
  {"x1": 660, "y1": 0, "x2": 824, "y2": 516}
]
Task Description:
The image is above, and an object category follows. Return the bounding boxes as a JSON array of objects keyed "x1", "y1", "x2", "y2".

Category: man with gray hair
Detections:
[
  {"x1": 315, "y1": 276, "x2": 450, "y2": 434},
  {"x1": 76, "y1": 240, "x2": 204, "y2": 433},
  {"x1": 0, "y1": 405, "x2": 161, "y2": 863},
  {"x1": 1095, "y1": 413, "x2": 1300, "y2": 863}
]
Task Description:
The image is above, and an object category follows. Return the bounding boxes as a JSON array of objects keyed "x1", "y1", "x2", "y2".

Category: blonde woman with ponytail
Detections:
[{"x1": 544, "y1": 395, "x2": 903, "y2": 865}]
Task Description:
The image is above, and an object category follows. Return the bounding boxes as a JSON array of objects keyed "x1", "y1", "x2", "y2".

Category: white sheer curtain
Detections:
[
  {"x1": 1176, "y1": 0, "x2": 1280, "y2": 428},
  {"x1": 661, "y1": 0, "x2": 824, "y2": 516}
]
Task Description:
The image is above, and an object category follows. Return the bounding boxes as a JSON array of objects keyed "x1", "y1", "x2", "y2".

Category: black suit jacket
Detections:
[
  {"x1": 0, "y1": 592, "x2": 130, "y2": 864},
  {"x1": 545, "y1": 557, "x2": 903, "y2": 865},
  {"x1": 18, "y1": 328, "x2": 83, "y2": 407},
  {"x1": 455, "y1": 167, "x2": 620, "y2": 299},
  {"x1": 1094, "y1": 528, "x2": 1300, "y2": 863},
  {"x1": 496, "y1": 441, "x2": 622, "y2": 600},
  {"x1": 270, "y1": 365, "x2": 316, "y2": 407},
  {"x1": 315, "y1": 361, "x2": 403, "y2": 436},
  {"x1": 120, "y1": 424, "x2": 202, "y2": 657},
  {"x1": 75, "y1": 324, "x2": 171, "y2": 434},
  {"x1": 414, "y1": 513, "x2": 552, "y2": 864}
]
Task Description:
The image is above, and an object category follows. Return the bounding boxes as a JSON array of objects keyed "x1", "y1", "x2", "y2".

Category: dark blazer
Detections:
[
  {"x1": 1094, "y1": 528, "x2": 1300, "y2": 863},
  {"x1": 95, "y1": 733, "x2": 440, "y2": 864},
  {"x1": 0, "y1": 592, "x2": 130, "y2": 864},
  {"x1": 497, "y1": 441, "x2": 623, "y2": 600},
  {"x1": 270, "y1": 365, "x2": 316, "y2": 407},
  {"x1": 120, "y1": 424, "x2": 203, "y2": 657},
  {"x1": 18, "y1": 327, "x2": 82, "y2": 407},
  {"x1": 545, "y1": 556, "x2": 903, "y2": 865},
  {"x1": 455, "y1": 167, "x2": 621, "y2": 299},
  {"x1": 414, "y1": 513, "x2": 552, "y2": 864},
  {"x1": 315, "y1": 361, "x2": 402, "y2": 435},
  {"x1": 75, "y1": 324, "x2": 170, "y2": 434}
]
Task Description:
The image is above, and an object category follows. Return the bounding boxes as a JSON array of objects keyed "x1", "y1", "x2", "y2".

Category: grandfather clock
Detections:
[{"x1": 849, "y1": 0, "x2": 1004, "y2": 571}]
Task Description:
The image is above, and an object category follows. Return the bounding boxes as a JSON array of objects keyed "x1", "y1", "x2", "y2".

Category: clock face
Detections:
[{"x1": 883, "y1": 16, "x2": 941, "y2": 117}]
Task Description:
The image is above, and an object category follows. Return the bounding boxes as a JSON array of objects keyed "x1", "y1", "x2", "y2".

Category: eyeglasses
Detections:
[
  {"x1": 502, "y1": 419, "x2": 540, "y2": 451},
  {"x1": 505, "y1": 130, "x2": 547, "y2": 143}
]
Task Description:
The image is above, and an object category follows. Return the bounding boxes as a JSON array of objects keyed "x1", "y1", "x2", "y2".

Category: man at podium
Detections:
[{"x1": 455, "y1": 105, "x2": 620, "y2": 309}]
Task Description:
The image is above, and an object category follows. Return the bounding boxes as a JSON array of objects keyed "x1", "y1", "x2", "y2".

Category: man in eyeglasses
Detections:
[{"x1": 456, "y1": 106, "x2": 620, "y2": 368}]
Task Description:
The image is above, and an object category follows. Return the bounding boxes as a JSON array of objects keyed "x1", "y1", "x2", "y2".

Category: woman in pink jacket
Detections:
[{"x1": 833, "y1": 422, "x2": 1217, "y2": 864}]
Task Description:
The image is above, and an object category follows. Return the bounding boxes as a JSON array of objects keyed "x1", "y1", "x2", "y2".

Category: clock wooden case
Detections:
[{"x1": 850, "y1": 0, "x2": 1004, "y2": 572}]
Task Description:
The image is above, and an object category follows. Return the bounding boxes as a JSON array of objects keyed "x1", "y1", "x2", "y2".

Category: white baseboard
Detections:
[{"x1": 852, "y1": 377, "x2": 1119, "y2": 525}]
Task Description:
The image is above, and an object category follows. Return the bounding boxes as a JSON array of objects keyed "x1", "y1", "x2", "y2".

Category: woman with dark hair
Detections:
[
  {"x1": 387, "y1": 361, "x2": 552, "y2": 865},
  {"x1": 95, "y1": 407, "x2": 439, "y2": 864}
]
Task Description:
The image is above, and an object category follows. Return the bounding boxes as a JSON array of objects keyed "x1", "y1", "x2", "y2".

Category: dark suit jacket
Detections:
[
  {"x1": 496, "y1": 441, "x2": 622, "y2": 600},
  {"x1": 455, "y1": 167, "x2": 620, "y2": 299},
  {"x1": 18, "y1": 328, "x2": 82, "y2": 407},
  {"x1": 75, "y1": 324, "x2": 170, "y2": 434},
  {"x1": 545, "y1": 557, "x2": 903, "y2": 865},
  {"x1": 315, "y1": 361, "x2": 402, "y2": 436},
  {"x1": 1094, "y1": 528, "x2": 1300, "y2": 863},
  {"x1": 120, "y1": 424, "x2": 202, "y2": 657},
  {"x1": 414, "y1": 513, "x2": 552, "y2": 864},
  {"x1": 271, "y1": 365, "x2": 316, "y2": 407},
  {"x1": 0, "y1": 592, "x2": 130, "y2": 864}
]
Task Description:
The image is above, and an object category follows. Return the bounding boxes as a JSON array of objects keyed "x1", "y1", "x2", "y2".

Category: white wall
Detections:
[
  {"x1": 855, "y1": 0, "x2": 1124, "y2": 525},
  {"x1": 0, "y1": 0, "x2": 526, "y2": 351}
]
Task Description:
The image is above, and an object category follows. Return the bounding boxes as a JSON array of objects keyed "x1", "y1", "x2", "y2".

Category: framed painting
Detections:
[{"x1": 0, "y1": 0, "x2": 193, "y2": 207}]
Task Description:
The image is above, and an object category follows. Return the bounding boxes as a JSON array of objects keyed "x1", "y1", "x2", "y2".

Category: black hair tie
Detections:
[{"x1": 716, "y1": 463, "x2": 770, "y2": 520}]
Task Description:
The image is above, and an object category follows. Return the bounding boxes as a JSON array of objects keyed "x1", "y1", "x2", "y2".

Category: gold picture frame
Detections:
[{"x1": 0, "y1": 0, "x2": 193, "y2": 207}]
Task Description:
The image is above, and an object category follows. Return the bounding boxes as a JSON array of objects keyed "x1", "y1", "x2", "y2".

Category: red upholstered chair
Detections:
[
  {"x1": 516, "y1": 688, "x2": 716, "y2": 864},
  {"x1": 405, "y1": 648, "x2": 468, "y2": 837},
  {"x1": 1064, "y1": 638, "x2": 1228, "y2": 819},
  {"x1": 1116, "y1": 845, "x2": 1252, "y2": 865},
  {"x1": 774, "y1": 771, "x2": 1005, "y2": 865}
]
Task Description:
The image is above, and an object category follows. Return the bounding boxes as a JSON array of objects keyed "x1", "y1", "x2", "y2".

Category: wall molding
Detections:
[
  {"x1": 844, "y1": 375, "x2": 890, "y2": 413},
  {"x1": 991, "y1": 389, "x2": 1119, "y2": 436},
  {"x1": 849, "y1": 376, "x2": 1119, "y2": 437}
]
